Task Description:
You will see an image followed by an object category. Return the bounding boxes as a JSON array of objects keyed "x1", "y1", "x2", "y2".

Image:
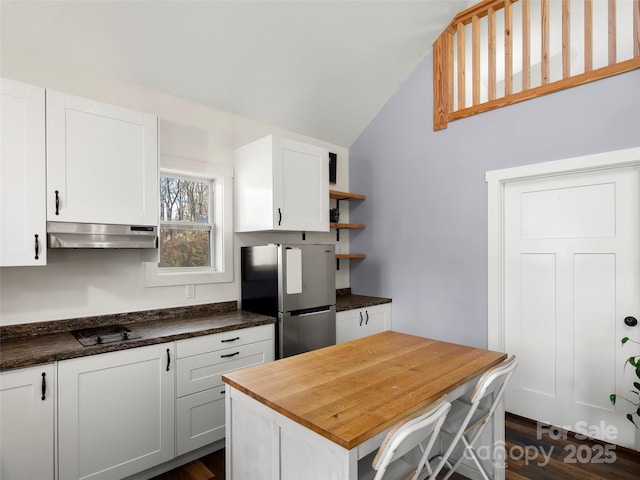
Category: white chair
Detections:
[
  {"x1": 433, "y1": 355, "x2": 519, "y2": 480},
  {"x1": 359, "y1": 395, "x2": 451, "y2": 480}
]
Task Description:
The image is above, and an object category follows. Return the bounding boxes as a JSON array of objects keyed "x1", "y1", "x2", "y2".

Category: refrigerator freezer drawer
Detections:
[{"x1": 278, "y1": 306, "x2": 336, "y2": 359}]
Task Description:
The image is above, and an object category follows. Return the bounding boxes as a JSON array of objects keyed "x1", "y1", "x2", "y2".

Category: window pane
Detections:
[
  {"x1": 160, "y1": 176, "x2": 209, "y2": 223},
  {"x1": 159, "y1": 227, "x2": 211, "y2": 268}
]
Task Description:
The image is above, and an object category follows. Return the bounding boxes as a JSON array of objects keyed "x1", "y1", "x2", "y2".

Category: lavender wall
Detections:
[{"x1": 349, "y1": 56, "x2": 640, "y2": 348}]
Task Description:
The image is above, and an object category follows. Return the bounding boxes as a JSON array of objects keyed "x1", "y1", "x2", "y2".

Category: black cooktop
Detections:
[{"x1": 71, "y1": 325, "x2": 141, "y2": 347}]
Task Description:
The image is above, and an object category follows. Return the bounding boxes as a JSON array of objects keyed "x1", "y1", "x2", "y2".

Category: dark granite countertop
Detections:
[
  {"x1": 0, "y1": 291, "x2": 391, "y2": 372},
  {"x1": 336, "y1": 289, "x2": 392, "y2": 312},
  {"x1": 0, "y1": 302, "x2": 275, "y2": 372}
]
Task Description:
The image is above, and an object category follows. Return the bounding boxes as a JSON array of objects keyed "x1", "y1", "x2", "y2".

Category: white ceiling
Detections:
[{"x1": 0, "y1": 1, "x2": 469, "y2": 147}]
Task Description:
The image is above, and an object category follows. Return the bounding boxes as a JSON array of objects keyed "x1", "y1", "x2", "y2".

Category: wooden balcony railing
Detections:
[{"x1": 433, "y1": 0, "x2": 640, "y2": 130}]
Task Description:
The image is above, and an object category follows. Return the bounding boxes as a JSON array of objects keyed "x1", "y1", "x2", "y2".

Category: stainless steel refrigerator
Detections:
[{"x1": 241, "y1": 244, "x2": 336, "y2": 359}]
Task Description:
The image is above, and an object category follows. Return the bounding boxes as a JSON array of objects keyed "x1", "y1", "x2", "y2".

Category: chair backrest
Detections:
[
  {"x1": 469, "y1": 355, "x2": 518, "y2": 417},
  {"x1": 371, "y1": 396, "x2": 451, "y2": 480}
]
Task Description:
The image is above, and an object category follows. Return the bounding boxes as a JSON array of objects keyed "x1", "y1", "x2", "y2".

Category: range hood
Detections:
[{"x1": 47, "y1": 222, "x2": 158, "y2": 249}]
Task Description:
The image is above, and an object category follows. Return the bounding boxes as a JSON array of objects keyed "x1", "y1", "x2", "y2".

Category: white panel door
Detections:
[
  {"x1": 58, "y1": 343, "x2": 175, "y2": 480},
  {"x1": 46, "y1": 90, "x2": 158, "y2": 225},
  {"x1": 0, "y1": 78, "x2": 46, "y2": 266},
  {"x1": 503, "y1": 165, "x2": 639, "y2": 449},
  {"x1": 0, "y1": 364, "x2": 55, "y2": 480}
]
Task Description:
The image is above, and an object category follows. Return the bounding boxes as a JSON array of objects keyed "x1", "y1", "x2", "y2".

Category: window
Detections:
[
  {"x1": 146, "y1": 162, "x2": 233, "y2": 286},
  {"x1": 159, "y1": 174, "x2": 213, "y2": 269}
]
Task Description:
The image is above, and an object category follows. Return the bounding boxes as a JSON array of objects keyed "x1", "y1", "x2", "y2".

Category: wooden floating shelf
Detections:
[
  {"x1": 330, "y1": 190, "x2": 366, "y2": 201},
  {"x1": 331, "y1": 190, "x2": 366, "y2": 269},
  {"x1": 330, "y1": 223, "x2": 365, "y2": 229}
]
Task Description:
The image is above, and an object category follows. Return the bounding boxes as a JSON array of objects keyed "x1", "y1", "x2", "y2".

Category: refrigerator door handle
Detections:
[{"x1": 291, "y1": 307, "x2": 333, "y2": 317}]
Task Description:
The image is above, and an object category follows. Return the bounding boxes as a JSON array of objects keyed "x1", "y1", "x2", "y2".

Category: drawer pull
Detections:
[
  {"x1": 221, "y1": 336, "x2": 240, "y2": 343},
  {"x1": 221, "y1": 390, "x2": 226, "y2": 395},
  {"x1": 221, "y1": 351, "x2": 240, "y2": 358}
]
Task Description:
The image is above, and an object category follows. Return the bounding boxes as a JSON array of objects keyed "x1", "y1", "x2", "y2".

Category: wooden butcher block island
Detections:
[{"x1": 222, "y1": 331, "x2": 507, "y2": 480}]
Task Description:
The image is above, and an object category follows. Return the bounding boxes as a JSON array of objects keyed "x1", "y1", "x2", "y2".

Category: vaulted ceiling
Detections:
[{"x1": 1, "y1": 1, "x2": 470, "y2": 146}]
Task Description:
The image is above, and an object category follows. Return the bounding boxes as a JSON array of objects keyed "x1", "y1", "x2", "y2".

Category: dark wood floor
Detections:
[{"x1": 152, "y1": 413, "x2": 640, "y2": 479}]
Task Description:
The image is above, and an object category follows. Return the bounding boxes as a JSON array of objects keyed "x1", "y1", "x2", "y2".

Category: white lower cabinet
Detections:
[
  {"x1": 0, "y1": 364, "x2": 55, "y2": 480},
  {"x1": 336, "y1": 303, "x2": 392, "y2": 344},
  {"x1": 58, "y1": 343, "x2": 175, "y2": 480},
  {"x1": 175, "y1": 324, "x2": 274, "y2": 456},
  {"x1": 6, "y1": 324, "x2": 274, "y2": 480}
]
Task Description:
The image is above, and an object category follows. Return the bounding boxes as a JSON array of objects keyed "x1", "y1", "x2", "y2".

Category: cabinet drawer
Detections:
[
  {"x1": 176, "y1": 387, "x2": 226, "y2": 456},
  {"x1": 177, "y1": 340, "x2": 273, "y2": 397},
  {"x1": 176, "y1": 324, "x2": 273, "y2": 358}
]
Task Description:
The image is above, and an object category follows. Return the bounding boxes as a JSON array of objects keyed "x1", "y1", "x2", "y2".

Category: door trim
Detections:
[{"x1": 486, "y1": 147, "x2": 640, "y2": 352}]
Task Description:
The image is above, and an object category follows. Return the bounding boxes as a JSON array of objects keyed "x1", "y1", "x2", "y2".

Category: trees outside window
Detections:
[{"x1": 159, "y1": 175, "x2": 213, "y2": 269}]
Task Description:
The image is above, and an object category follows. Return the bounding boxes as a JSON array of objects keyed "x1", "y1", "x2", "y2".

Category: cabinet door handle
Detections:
[
  {"x1": 34, "y1": 234, "x2": 40, "y2": 260},
  {"x1": 365, "y1": 310, "x2": 369, "y2": 325},
  {"x1": 221, "y1": 336, "x2": 240, "y2": 343},
  {"x1": 55, "y1": 190, "x2": 60, "y2": 215},
  {"x1": 359, "y1": 312, "x2": 363, "y2": 326},
  {"x1": 166, "y1": 348, "x2": 171, "y2": 371},
  {"x1": 41, "y1": 372, "x2": 46, "y2": 401},
  {"x1": 278, "y1": 208, "x2": 282, "y2": 226},
  {"x1": 221, "y1": 351, "x2": 240, "y2": 358}
]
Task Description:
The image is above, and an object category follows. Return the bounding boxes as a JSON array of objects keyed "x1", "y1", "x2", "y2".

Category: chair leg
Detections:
[
  {"x1": 441, "y1": 436, "x2": 491, "y2": 480},
  {"x1": 462, "y1": 437, "x2": 491, "y2": 480}
]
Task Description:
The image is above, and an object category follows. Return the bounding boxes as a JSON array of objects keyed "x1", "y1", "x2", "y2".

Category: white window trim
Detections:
[{"x1": 146, "y1": 161, "x2": 233, "y2": 286}]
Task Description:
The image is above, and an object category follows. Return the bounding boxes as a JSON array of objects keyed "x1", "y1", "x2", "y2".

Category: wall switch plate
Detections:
[{"x1": 186, "y1": 284, "x2": 195, "y2": 298}]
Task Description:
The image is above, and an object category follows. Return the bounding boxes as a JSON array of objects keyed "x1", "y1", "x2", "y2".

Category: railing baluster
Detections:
[
  {"x1": 609, "y1": 0, "x2": 617, "y2": 65},
  {"x1": 542, "y1": 0, "x2": 550, "y2": 84},
  {"x1": 522, "y1": 0, "x2": 530, "y2": 90},
  {"x1": 635, "y1": 0, "x2": 640, "y2": 57},
  {"x1": 447, "y1": 32, "x2": 454, "y2": 113},
  {"x1": 489, "y1": 7, "x2": 497, "y2": 100},
  {"x1": 562, "y1": 0, "x2": 571, "y2": 78},
  {"x1": 473, "y1": 15, "x2": 481, "y2": 105},
  {"x1": 505, "y1": 0, "x2": 513, "y2": 95},
  {"x1": 457, "y1": 22, "x2": 466, "y2": 110},
  {"x1": 585, "y1": 0, "x2": 593, "y2": 71}
]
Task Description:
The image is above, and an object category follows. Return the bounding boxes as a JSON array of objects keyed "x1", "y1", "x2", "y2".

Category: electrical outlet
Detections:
[{"x1": 186, "y1": 284, "x2": 195, "y2": 298}]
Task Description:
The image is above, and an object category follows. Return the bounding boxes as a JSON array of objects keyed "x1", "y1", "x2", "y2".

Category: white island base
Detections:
[{"x1": 225, "y1": 383, "x2": 505, "y2": 480}]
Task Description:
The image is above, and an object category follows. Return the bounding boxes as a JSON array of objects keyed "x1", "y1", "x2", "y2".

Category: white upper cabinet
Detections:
[
  {"x1": 46, "y1": 90, "x2": 158, "y2": 225},
  {"x1": 234, "y1": 135, "x2": 329, "y2": 232},
  {"x1": 0, "y1": 78, "x2": 46, "y2": 266}
]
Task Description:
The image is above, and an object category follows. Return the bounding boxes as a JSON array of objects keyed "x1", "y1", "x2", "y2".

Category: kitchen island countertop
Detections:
[{"x1": 223, "y1": 330, "x2": 505, "y2": 450}]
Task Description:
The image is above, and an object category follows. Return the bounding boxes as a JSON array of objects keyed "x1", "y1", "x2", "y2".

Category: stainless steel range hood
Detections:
[{"x1": 47, "y1": 222, "x2": 158, "y2": 249}]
